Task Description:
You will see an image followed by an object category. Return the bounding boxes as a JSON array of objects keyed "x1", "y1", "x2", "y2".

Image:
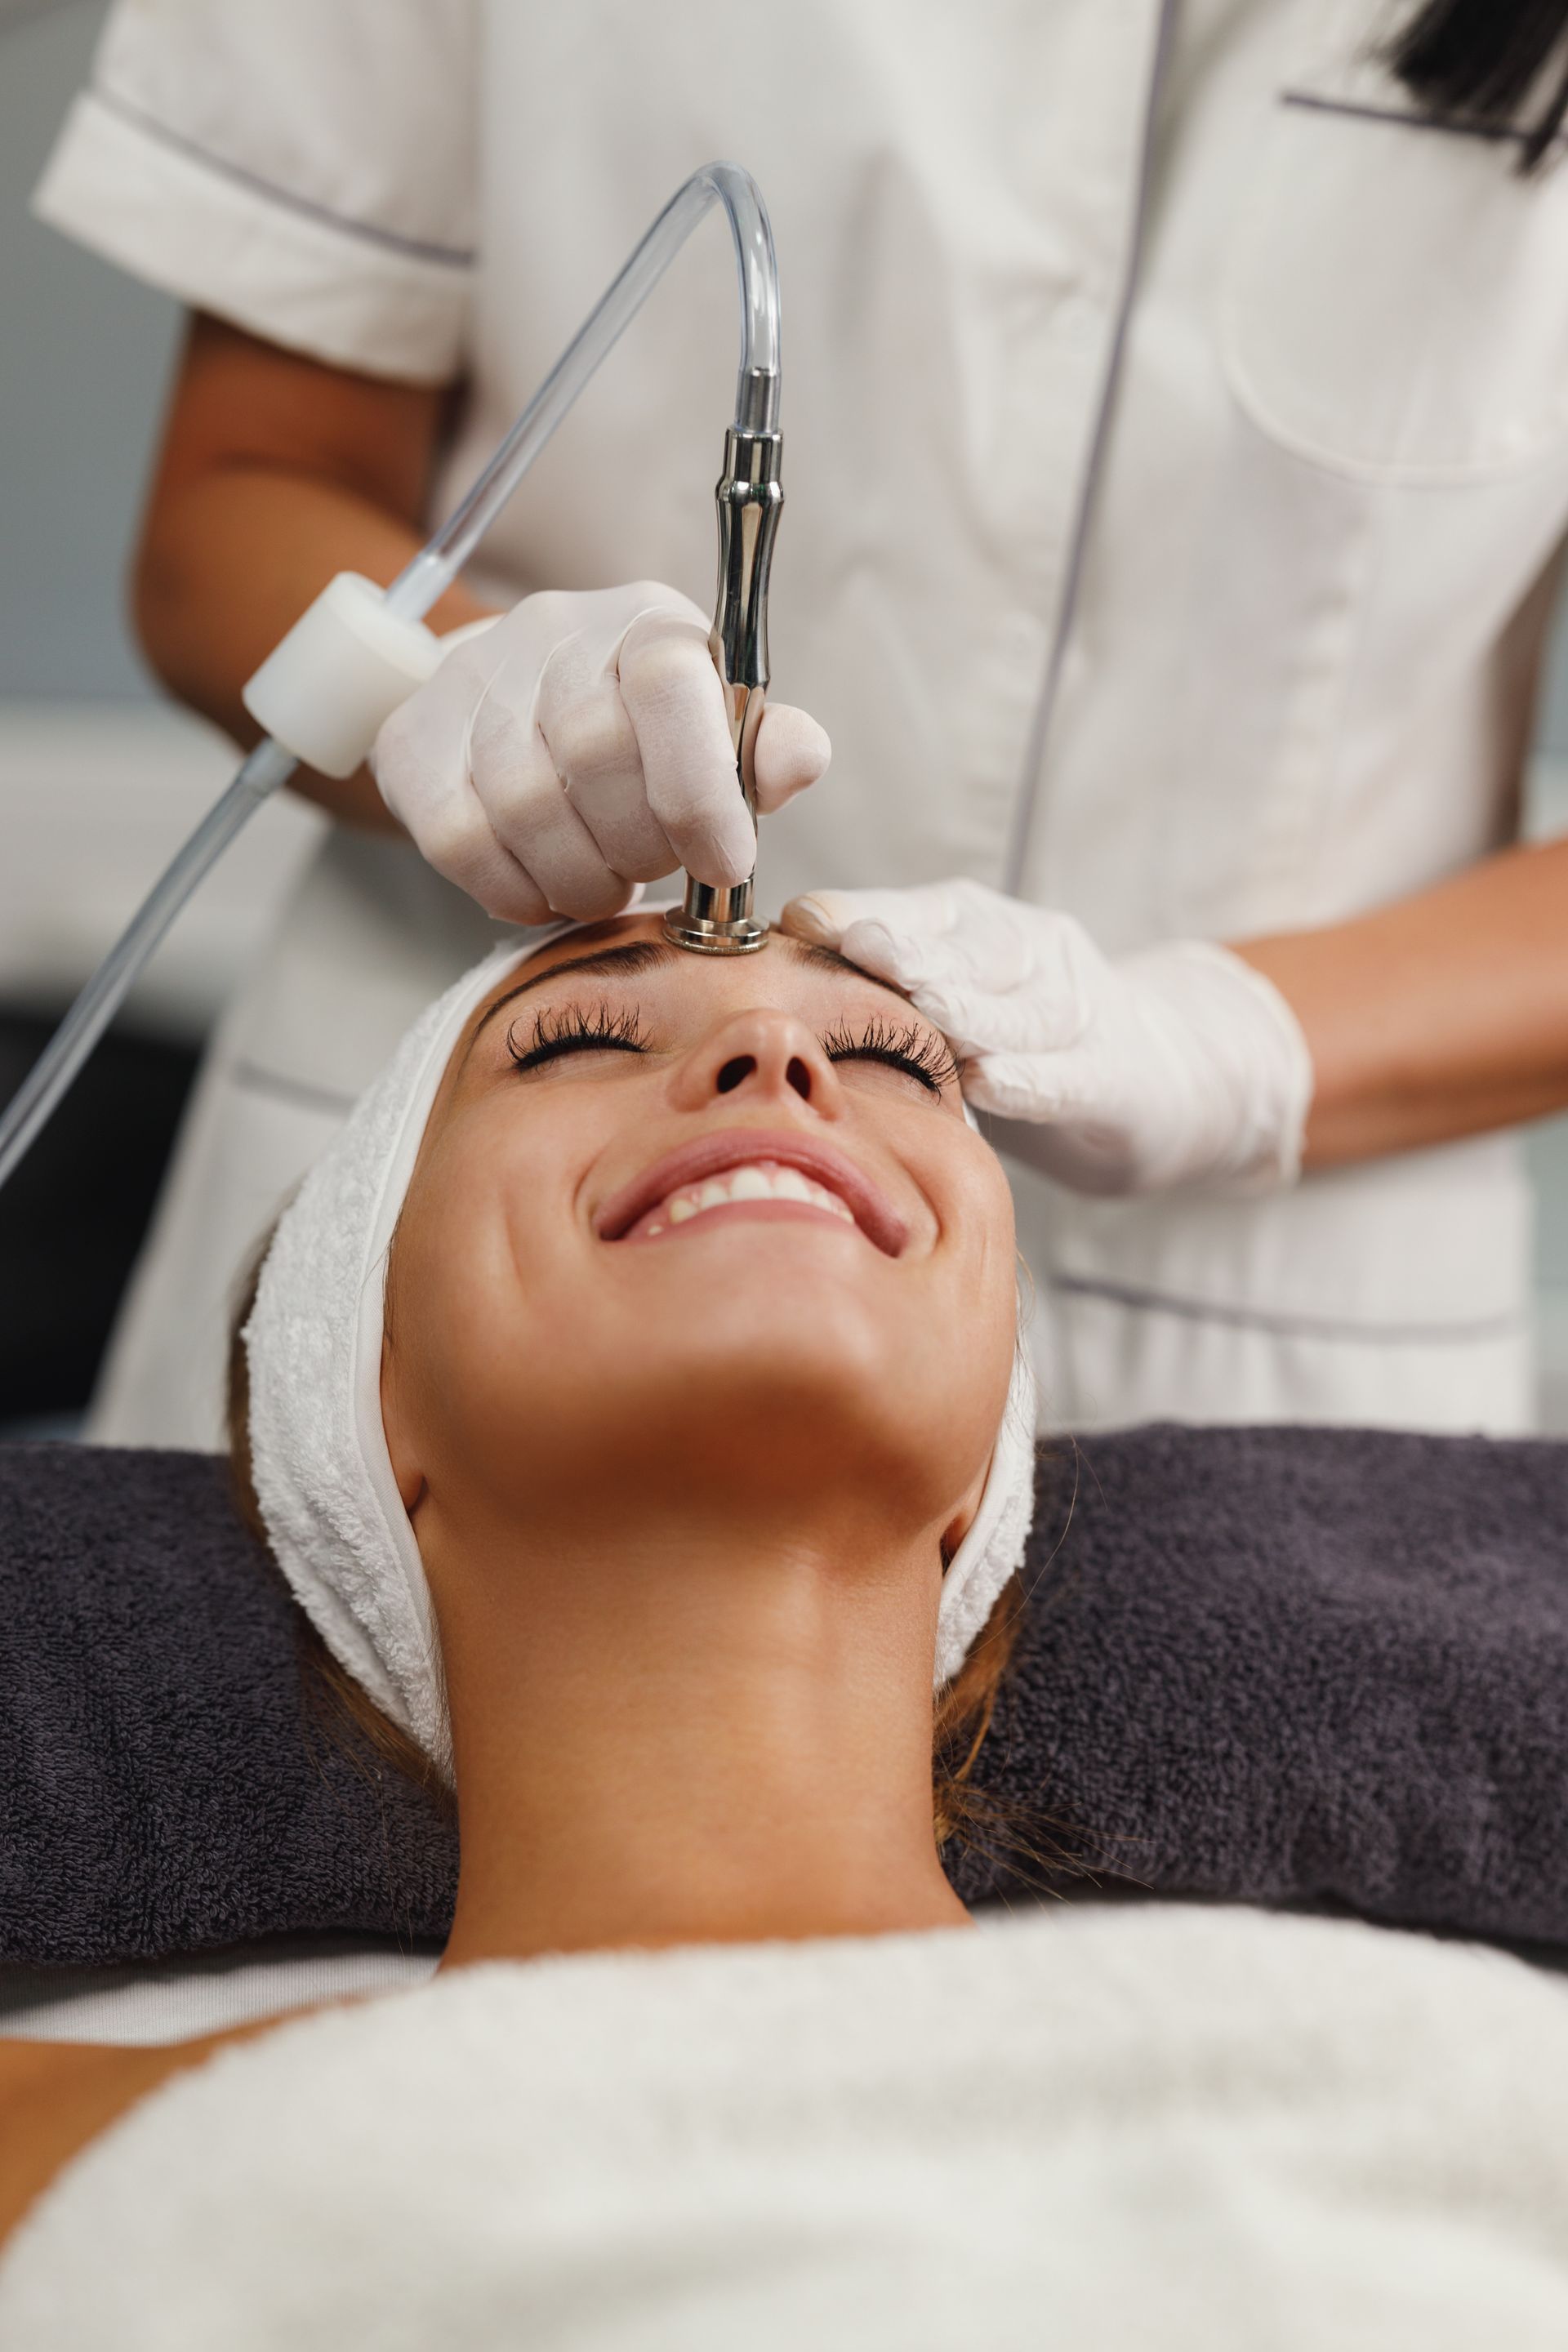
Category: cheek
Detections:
[
  {"x1": 923, "y1": 1144, "x2": 1020, "y2": 1423},
  {"x1": 387, "y1": 1102, "x2": 602, "y2": 1454}
]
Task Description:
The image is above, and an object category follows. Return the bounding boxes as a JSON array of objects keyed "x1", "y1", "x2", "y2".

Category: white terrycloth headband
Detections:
[{"x1": 245, "y1": 927, "x2": 1038, "y2": 1775}]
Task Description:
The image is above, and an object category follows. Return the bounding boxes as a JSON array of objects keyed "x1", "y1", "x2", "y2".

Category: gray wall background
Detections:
[{"x1": 2, "y1": 2, "x2": 180, "y2": 702}]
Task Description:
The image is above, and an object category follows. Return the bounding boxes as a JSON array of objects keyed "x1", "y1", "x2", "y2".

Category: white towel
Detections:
[
  {"x1": 243, "y1": 926, "x2": 1036, "y2": 1775},
  {"x1": 4, "y1": 1904, "x2": 1568, "y2": 2350}
]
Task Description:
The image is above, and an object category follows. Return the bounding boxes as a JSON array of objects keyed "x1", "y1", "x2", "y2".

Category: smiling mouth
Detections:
[
  {"x1": 626, "y1": 1160, "x2": 858, "y2": 1243},
  {"x1": 595, "y1": 1129, "x2": 909, "y2": 1256}
]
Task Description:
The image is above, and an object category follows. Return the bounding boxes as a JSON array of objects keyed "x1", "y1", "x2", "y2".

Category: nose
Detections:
[{"x1": 669, "y1": 1004, "x2": 848, "y2": 1120}]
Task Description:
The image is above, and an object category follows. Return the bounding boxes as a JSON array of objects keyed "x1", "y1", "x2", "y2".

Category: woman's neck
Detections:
[{"x1": 427, "y1": 1503, "x2": 969, "y2": 1968}]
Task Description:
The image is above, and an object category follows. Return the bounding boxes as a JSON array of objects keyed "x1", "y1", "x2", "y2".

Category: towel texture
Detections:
[
  {"x1": 5, "y1": 1904, "x2": 1568, "y2": 2348},
  {"x1": 243, "y1": 932, "x2": 1037, "y2": 1774},
  {"x1": 0, "y1": 1444, "x2": 452, "y2": 1967},
  {"x1": 951, "y1": 1423, "x2": 1568, "y2": 1933},
  {"x1": 6, "y1": 1425, "x2": 1568, "y2": 1968}
]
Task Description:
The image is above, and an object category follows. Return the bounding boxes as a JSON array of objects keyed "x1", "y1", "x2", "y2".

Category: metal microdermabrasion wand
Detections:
[{"x1": 663, "y1": 392, "x2": 783, "y2": 956}]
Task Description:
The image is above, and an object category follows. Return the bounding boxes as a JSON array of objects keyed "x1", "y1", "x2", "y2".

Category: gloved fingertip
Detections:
[
  {"x1": 679, "y1": 820, "x2": 756, "y2": 893},
  {"x1": 778, "y1": 893, "x2": 843, "y2": 946},
  {"x1": 754, "y1": 769, "x2": 824, "y2": 817},
  {"x1": 960, "y1": 1071, "x2": 1022, "y2": 1119},
  {"x1": 840, "y1": 919, "x2": 924, "y2": 987},
  {"x1": 965, "y1": 1052, "x2": 1085, "y2": 1123},
  {"x1": 754, "y1": 705, "x2": 831, "y2": 813},
  {"x1": 795, "y1": 715, "x2": 832, "y2": 778}
]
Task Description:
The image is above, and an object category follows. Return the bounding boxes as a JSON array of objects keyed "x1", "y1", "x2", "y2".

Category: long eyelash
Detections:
[
  {"x1": 506, "y1": 1001, "x2": 648, "y2": 1071},
  {"x1": 821, "y1": 1015, "x2": 959, "y2": 1096}
]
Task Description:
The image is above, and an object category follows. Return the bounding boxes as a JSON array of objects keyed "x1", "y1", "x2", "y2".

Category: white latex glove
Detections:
[
  {"x1": 783, "y1": 879, "x2": 1314, "y2": 1196},
  {"x1": 372, "y1": 583, "x2": 831, "y2": 924}
]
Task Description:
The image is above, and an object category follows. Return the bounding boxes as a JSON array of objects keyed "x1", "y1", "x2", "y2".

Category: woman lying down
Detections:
[{"x1": 2, "y1": 911, "x2": 1568, "y2": 2350}]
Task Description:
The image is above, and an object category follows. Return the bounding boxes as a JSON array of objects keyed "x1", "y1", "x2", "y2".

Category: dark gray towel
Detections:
[
  {"x1": 0, "y1": 1444, "x2": 454, "y2": 1966},
  {"x1": 3, "y1": 1428, "x2": 1568, "y2": 1967},
  {"x1": 951, "y1": 1424, "x2": 1568, "y2": 1942}
]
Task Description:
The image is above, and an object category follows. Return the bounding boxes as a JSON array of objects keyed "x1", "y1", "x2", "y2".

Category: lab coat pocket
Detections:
[{"x1": 1221, "y1": 87, "x2": 1568, "y2": 482}]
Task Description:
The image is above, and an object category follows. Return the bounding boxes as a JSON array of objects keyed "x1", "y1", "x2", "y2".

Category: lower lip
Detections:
[{"x1": 622, "y1": 1200, "x2": 861, "y2": 1245}]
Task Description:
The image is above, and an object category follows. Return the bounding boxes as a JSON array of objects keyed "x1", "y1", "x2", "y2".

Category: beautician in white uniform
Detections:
[{"x1": 33, "y1": 0, "x2": 1568, "y2": 1446}]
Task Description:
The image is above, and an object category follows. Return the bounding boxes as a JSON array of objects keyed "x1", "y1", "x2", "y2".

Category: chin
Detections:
[
  {"x1": 434, "y1": 1258, "x2": 987, "y2": 1530},
  {"x1": 661, "y1": 1279, "x2": 902, "y2": 1396},
  {"x1": 604, "y1": 1309, "x2": 962, "y2": 1517},
  {"x1": 443, "y1": 1318, "x2": 978, "y2": 1550}
]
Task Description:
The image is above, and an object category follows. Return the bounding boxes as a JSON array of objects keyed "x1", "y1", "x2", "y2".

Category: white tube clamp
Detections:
[{"x1": 242, "y1": 572, "x2": 444, "y2": 778}]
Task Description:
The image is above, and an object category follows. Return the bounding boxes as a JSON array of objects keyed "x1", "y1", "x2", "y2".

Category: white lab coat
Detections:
[{"x1": 34, "y1": 0, "x2": 1568, "y2": 1446}]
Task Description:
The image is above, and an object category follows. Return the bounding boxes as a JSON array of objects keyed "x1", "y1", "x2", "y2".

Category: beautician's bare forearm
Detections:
[
  {"x1": 1236, "y1": 835, "x2": 1568, "y2": 1167},
  {"x1": 134, "y1": 314, "x2": 495, "y2": 831}
]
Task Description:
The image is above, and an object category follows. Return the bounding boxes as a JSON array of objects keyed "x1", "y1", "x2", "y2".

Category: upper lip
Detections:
[{"x1": 594, "y1": 1127, "x2": 910, "y2": 1257}]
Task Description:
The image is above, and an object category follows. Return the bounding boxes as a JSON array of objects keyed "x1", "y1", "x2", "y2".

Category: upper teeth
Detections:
[{"x1": 653, "y1": 1160, "x2": 855, "y2": 1229}]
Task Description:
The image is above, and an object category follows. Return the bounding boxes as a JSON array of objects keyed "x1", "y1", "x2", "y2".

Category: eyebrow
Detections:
[
  {"x1": 465, "y1": 930, "x2": 917, "y2": 1060},
  {"x1": 467, "y1": 938, "x2": 677, "y2": 1055}
]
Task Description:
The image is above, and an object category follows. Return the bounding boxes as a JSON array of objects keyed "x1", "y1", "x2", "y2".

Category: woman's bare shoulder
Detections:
[{"x1": 0, "y1": 2017, "x2": 292, "y2": 2252}]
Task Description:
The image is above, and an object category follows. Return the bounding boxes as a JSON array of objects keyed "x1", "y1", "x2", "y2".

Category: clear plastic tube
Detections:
[
  {"x1": 0, "y1": 163, "x2": 779, "y2": 1194},
  {"x1": 0, "y1": 737, "x2": 297, "y2": 1190}
]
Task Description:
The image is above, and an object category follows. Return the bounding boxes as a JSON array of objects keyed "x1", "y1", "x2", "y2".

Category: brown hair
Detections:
[{"x1": 228, "y1": 1239, "x2": 1021, "y2": 1844}]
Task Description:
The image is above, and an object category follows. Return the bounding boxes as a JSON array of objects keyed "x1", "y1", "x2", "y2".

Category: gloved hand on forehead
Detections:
[
  {"x1": 372, "y1": 582, "x2": 831, "y2": 924},
  {"x1": 782, "y1": 879, "x2": 1314, "y2": 1197}
]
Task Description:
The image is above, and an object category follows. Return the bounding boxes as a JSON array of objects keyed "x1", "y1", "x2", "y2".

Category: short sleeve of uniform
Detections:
[{"x1": 32, "y1": 0, "x2": 474, "y2": 383}]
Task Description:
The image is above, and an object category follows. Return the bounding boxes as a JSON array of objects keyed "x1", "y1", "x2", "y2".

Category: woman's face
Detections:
[{"x1": 383, "y1": 913, "x2": 1018, "y2": 1570}]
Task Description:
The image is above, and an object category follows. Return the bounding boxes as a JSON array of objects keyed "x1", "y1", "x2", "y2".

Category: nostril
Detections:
[
  {"x1": 716, "y1": 1055, "x2": 755, "y2": 1094},
  {"x1": 786, "y1": 1057, "x2": 812, "y2": 1100}
]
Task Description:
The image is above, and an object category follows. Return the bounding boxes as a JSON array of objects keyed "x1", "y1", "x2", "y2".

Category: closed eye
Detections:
[
  {"x1": 822, "y1": 1016, "x2": 958, "y2": 1097},
  {"x1": 507, "y1": 1003, "x2": 648, "y2": 1072}
]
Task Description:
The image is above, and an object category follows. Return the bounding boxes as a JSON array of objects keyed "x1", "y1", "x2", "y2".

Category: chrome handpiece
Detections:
[{"x1": 664, "y1": 394, "x2": 782, "y2": 955}]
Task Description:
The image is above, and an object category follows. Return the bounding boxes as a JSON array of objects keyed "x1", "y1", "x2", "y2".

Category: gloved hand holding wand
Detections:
[
  {"x1": 135, "y1": 319, "x2": 830, "y2": 929},
  {"x1": 374, "y1": 583, "x2": 830, "y2": 925}
]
